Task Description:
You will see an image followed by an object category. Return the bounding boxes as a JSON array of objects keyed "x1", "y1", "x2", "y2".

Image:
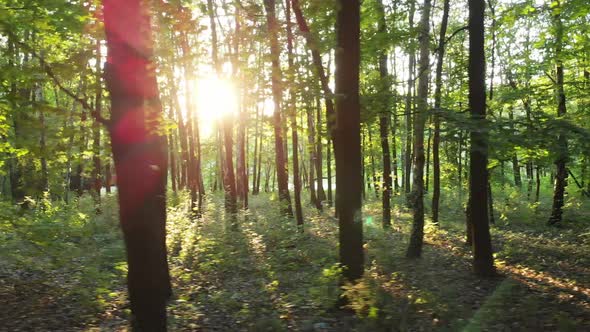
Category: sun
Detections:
[{"x1": 195, "y1": 77, "x2": 238, "y2": 124}]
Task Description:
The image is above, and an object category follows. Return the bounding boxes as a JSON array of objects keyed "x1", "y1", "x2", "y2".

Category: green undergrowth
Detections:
[{"x1": 1, "y1": 186, "x2": 589, "y2": 331}]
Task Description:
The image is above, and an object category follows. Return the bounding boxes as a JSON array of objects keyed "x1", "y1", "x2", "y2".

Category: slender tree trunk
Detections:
[
  {"x1": 92, "y1": 38, "x2": 102, "y2": 206},
  {"x1": 264, "y1": 0, "x2": 293, "y2": 216},
  {"x1": 327, "y1": 137, "x2": 333, "y2": 206},
  {"x1": 425, "y1": 125, "x2": 431, "y2": 192},
  {"x1": 535, "y1": 165, "x2": 541, "y2": 202},
  {"x1": 169, "y1": 133, "x2": 177, "y2": 193},
  {"x1": 180, "y1": 32, "x2": 200, "y2": 217},
  {"x1": 291, "y1": 0, "x2": 336, "y2": 141},
  {"x1": 208, "y1": 0, "x2": 237, "y2": 215},
  {"x1": 307, "y1": 97, "x2": 320, "y2": 209},
  {"x1": 252, "y1": 105, "x2": 260, "y2": 194},
  {"x1": 103, "y1": 1, "x2": 171, "y2": 329},
  {"x1": 404, "y1": 1, "x2": 416, "y2": 195},
  {"x1": 376, "y1": 0, "x2": 392, "y2": 227},
  {"x1": 315, "y1": 97, "x2": 326, "y2": 203},
  {"x1": 468, "y1": 0, "x2": 495, "y2": 276},
  {"x1": 406, "y1": 0, "x2": 431, "y2": 258},
  {"x1": 391, "y1": 113, "x2": 400, "y2": 193},
  {"x1": 548, "y1": 2, "x2": 568, "y2": 225},
  {"x1": 286, "y1": 0, "x2": 303, "y2": 228},
  {"x1": 367, "y1": 126, "x2": 380, "y2": 198},
  {"x1": 432, "y1": 0, "x2": 449, "y2": 225}
]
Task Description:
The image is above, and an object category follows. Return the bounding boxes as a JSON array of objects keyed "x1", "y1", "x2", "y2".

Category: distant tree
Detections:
[
  {"x1": 548, "y1": 0, "x2": 568, "y2": 225},
  {"x1": 263, "y1": 0, "x2": 293, "y2": 216},
  {"x1": 406, "y1": 0, "x2": 431, "y2": 258}
]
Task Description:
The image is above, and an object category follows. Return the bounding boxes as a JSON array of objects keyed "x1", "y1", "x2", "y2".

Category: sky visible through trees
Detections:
[{"x1": 0, "y1": 0, "x2": 589, "y2": 331}]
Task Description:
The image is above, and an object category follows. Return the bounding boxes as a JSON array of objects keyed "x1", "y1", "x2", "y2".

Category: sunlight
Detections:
[{"x1": 196, "y1": 77, "x2": 238, "y2": 122}]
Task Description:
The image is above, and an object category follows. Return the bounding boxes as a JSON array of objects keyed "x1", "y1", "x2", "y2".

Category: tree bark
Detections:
[
  {"x1": 404, "y1": 1, "x2": 416, "y2": 195},
  {"x1": 432, "y1": 0, "x2": 449, "y2": 225},
  {"x1": 263, "y1": 0, "x2": 293, "y2": 216},
  {"x1": 335, "y1": 0, "x2": 363, "y2": 283},
  {"x1": 548, "y1": 2, "x2": 568, "y2": 225},
  {"x1": 103, "y1": 1, "x2": 171, "y2": 329},
  {"x1": 375, "y1": 0, "x2": 392, "y2": 227},
  {"x1": 92, "y1": 37, "x2": 103, "y2": 206},
  {"x1": 468, "y1": 0, "x2": 495, "y2": 276},
  {"x1": 406, "y1": 0, "x2": 430, "y2": 259},
  {"x1": 286, "y1": 0, "x2": 303, "y2": 228}
]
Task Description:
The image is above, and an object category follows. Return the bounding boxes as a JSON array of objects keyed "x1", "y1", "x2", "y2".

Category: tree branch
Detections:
[
  {"x1": 1, "y1": 23, "x2": 111, "y2": 127},
  {"x1": 544, "y1": 71, "x2": 557, "y2": 85},
  {"x1": 435, "y1": 25, "x2": 469, "y2": 52}
]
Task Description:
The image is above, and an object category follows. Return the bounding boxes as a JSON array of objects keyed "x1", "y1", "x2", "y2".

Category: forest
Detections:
[{"x1": 0, "y1": 0, "x2": 589, "y2": 331}]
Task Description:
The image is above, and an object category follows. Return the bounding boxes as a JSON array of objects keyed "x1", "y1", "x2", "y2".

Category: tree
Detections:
[
  {"x1": 468, "y1": 0, "x2": 495, "y2": 277},
  {"x1": 406, "y1": 0, "x2": 431, "y2": 258},
  {"x1": 431, "y1": 0, "x2": 449, "y2": 225},
  {"x1": 263, "y1": 0, "x2": 293, "y2": 216},
  {"x1": 335, "y1": 0, "x2": 363, "y2": 283},
  {"x1": 286, "y1": 0, "x2": 304, "y2": 228},
  {"x1": 103, "y1": 0, "x2": 171, "y2": 329},
  {"x1": 548, "y1": 0, "x2": 568, "y2": 225},
  {"x1": 374, "y1": 0, "x2": 393, "y2": 228}
]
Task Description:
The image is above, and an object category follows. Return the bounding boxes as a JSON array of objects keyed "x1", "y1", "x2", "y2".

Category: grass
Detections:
[{"x1": 1, "y1": 185, "x2": 589, "y2": 331}]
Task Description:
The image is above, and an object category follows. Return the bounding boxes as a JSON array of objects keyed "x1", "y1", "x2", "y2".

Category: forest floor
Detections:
[{"x1": 1, "y1": 190, "x2": 589, "y2": 331}]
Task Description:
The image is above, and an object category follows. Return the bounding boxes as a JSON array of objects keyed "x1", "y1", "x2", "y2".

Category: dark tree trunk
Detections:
[
  {"x1": 404, "y1": 1, "x2": 416, "y2": 195},
  {"x1": 377, "y1": 0, "x2": 392, "y2": 227},
  {"x1": 391, "y1": 114, "x2": 400, "y2": 193},
  {"x1": 468, "y1": 0, "x2": 495, "y2": 276},
  {"x1": 207, "y1": 0, "x2": 237, "y2": 216},
  {"x1": 92, "y1": 38, "x2": 103, "y2": 206},
  {"x1": 335, "y1": 0, "x2": 363, "y2": 283},
  {"x1": 406, "y1": 0, "x2": 431, "y2": 259},
  {"x1": 367, "y1": 127, "x2": 380, "y2": 198},
  {"x1": 179, "y1": 32, "x2": 201, "y2": 217},
  {"x1": 263, "y1": 0, "x2": 293, "y2": 216},
  {"x1": 168, "y1": 133, "x2": 177, "y2": 193},
  {"x1": 327, "y1": 137, "x2": 333, "y2": 206},
  {"x1": 291, "y1": 0, "x2": 336, "y2": 141},
  {"x1": 432, "y1": 0, "x2": 449, "y2": 225},
  {"x1": 103, "y1": 1, "x2": 171, "y2": 329},
  {"x1": 252, "y1": 105, "x2": 260, "y2": 194},
  {"x1": 306, "y1": 96, "x2": 320, "y2": 209},
  {"x1": 286, "y1": 0, "x2": 303, "y2": 228},
  {"x1": 36, "y1": 86, "x2": 49, "y2": 193},
  {"x1": 548, "y1": 3, "x2": 568, "y2": 225},
  {"x1": 315, "y1": 97, "x2": 326, "y2": 203},
  {"x1": 535, "y1": 165, "x2": 541, "y2": 202},
  {"x1": 105, "y1": 163, "x2": 112, "y2": 193}
]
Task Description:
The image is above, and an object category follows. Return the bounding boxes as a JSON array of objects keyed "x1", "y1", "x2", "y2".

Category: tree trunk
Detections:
[
  {"x1": 327, "y1": 137, "x2": 333, "y2": 206},
  {"x1": 335, "y1": 0, "x2": 363, "y2": 283},
  {"x1": 291, "y1": 0, "x2": 336, "y2": 140},
  {"x1": 252, "y1": 105, "x2": 260, "y2": 194},
  {"x1": 376, "y1": 0, "x2": 392, "y2": 227},
  {"x1": 103, "y1": 0, "x2": 171, "y2": 329},
  {"x1": 548, "y1": 2, "x2": 568, "y2": 225},
  {"x1": 406, "y1": 0, "x2": 430, "y2": 259},
  {"x1": 432, "y1": 0, "x2": 449, "y2": 225},
  {"x1": 307, "y1": 95, "x2": 320, "y2": 209},
  {"x1": 468, "y1": 0, "x2": 495, "y2": 276},
  {"x1": 92, "y1": 38, "x2": 103, "y2": 206},
  {"x1": 286, "y1": 0, "x2": 303, "y2": 228},
  {"x1": 263, "y1": 0, "x2": 293, "y2": 216},
  {"x1": 404, "y1": 1, "x2": 416, "y2": 194},
  {"x1": 315, "y1": 97, "x2": 326, "y2": 203}
]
